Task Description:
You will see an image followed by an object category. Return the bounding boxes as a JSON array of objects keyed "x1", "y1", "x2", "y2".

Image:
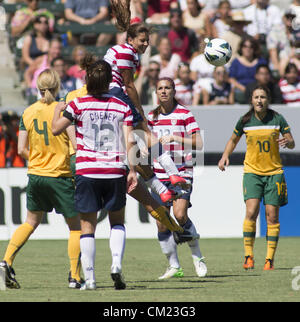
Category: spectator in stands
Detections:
[
  {"x1": 64, "y1": 0, "x2": 111, "y2": 46},
  {"x1": 229, "y1": 36, "x2": 267, "y2": 103},
  {"x1": 206, "y1": 0, "x2": 231, "y2": 39},
  {"x1": 279, "y1": 62, "x2": 300, "y2": 106},
  {"x1": 0, "y1": 111, "x2": 26, "y2": 168},
  {"x1": 21, "y1": 14, "x2": 51, "y2": 67},
  {"x1": 245, "y1": 64, "x2": 283, "y2": 104},
  {"x1": 150, "y1": 36, "x2": 182, "y2": 79},
  {"x1": 201, "y1": 65, "x2": 234, "y2": 105},
  {"x1": 182, "y1": 0, "x2": 209, "y2": 42},
  {"x1": 189, "y1": 38, "x2": 223, "y2": 85},
  {"x1": 136, "y1": 61, "x2": 160, "y2": 106},
  {"x1": 278, "y1": 40, "x2": 300, "y2": 79},
  {"x1": 267, "y1": 10, "x2": 300, "y2": 78},
  {"x1": 222, "y1": 10, "x2": 251, "y2": 62},
  {"x1": 227, "y1": 0, "x2": 252, "y2": 10},
  {"x1": 5, "y1": 112, "x2": 26, "y2": 168},
  {"x1": 24, "y1": 37, "x2": 62, "y2": 99},
  {"x1": 51, "y1": 57, "x2": 83, "y2": 100},
  {"x1": 196, "y1": 0, "x2": 219, "y2": 15},
  {"x1": 174, "y1": 62, "x2": 194, "y2": 106},
  {"x1": 145, "y1": 0, "x2": 179, "y2": 24},
  {"x1": 162, "y1": 8, "x2": 199, "y2": 62},
  {"x1": 289, "y1": 0, "x2": 300, "y2": 20},
  {"x1": 66, "y1": 45, "x2": 87, "y2": 83},
  {"x1": 191, "y1": 79, "x2": 203, "y2": 105},
  {"x1": 10, "y1": 0, "x2": 54, "y2": 48},
  {"x1": 243, "y1": 0, "x2": 283, "y2": 50}
]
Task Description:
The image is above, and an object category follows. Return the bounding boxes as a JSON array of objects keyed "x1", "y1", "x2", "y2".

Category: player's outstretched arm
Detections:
[{"x1": 218, "y1": 133, "x2": 240, "y2": 171}]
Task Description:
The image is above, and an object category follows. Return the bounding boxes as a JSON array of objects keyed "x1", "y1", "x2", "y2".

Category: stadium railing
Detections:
[{"x1": 54, "y1": 22, "x2": 117, "y2": 35}]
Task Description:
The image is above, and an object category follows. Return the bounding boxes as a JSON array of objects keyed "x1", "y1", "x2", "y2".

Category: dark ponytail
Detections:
[
  {"x1": 80, "y1": 53, "x2": 112, "y2": 98},
  {"x1": 110, "y1": 0, "x2": 131, "y2": 32}
]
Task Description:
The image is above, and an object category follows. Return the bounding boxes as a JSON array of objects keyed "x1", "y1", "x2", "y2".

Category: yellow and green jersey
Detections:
[
  {"x1": 65, "y1": 85, "x2": 87, "y2": 103},
  {"x1": 234, "y1": 110, "x2": 291, "y2": 176},
  {"x1": 20, "y1": 100, "x2": 72, "y2": 177}
]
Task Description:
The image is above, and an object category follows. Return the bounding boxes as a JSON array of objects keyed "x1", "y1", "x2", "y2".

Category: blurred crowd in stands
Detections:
[{"x1": 1, "y1": 0, "x2": 300, "y2": 167}]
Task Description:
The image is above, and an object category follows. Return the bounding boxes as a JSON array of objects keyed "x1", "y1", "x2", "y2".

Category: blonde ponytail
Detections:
[{"x1": 37, "y1": 69, "x2": 60, "y2": 104}]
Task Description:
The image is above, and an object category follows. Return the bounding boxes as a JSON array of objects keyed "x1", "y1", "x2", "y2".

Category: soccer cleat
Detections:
[
  {"x1": 264, "y1": 258, "x2": 274, "y2": 271},
  {"x1": 0, "y1": 261, "x2": 20, "y2": 289},
  {"x1": 158, "y1": 267, "x2": 184, "y2": 280},
  {"x1": 80, "y1": 280, "x2": 97, "y2": 290},
  {"x1": 169, "y1": 175, "x2": 191, "y2": 190},
  {"x1": 193, "y1": 257, "x2": 207, "y2": 277},
  {"x1": 68, "y1": 271, "x2": 84, "y2": 289},
  {"x1": 173, "y1": 230, "x2": 200, "y2": 245},
  {"x1": 243, "y1": 255, "x2": 255, "y2": 270},
  {"x1": 111, "y1": 266, "x2": 126, "y2": 290},
  {"x1": 160, "y1": 189, "x2": 182, "y2": 203}
]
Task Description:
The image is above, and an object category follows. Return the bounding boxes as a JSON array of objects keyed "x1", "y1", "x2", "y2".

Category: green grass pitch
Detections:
[{"x1": 0, "y1": 237, "x2": 299, "y2": 302}]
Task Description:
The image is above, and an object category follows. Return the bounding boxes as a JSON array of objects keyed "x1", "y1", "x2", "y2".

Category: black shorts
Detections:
[{"x1": 75, "y1": 175, "x2": 127, "y2": 213}]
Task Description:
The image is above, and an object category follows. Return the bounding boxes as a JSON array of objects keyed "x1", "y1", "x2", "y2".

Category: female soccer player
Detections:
[
  {"x1": 63, "y1": 53, "x2": 196, "y2": 242},
  {"x1": 218, "y1": 85, "x2": 295, "y2": 270},
  {"x1": 148, "y1": 78, "x2": 207, "y2": 279},
  {"x1": 104, "y1": 0, "x2": 190, "y2": 198},
  {"x1": 0, "y1": 69, "x2": 81, "y2": 289},
  {"x1": 52, "y1": 58, "x2": 138, "y2": 290}
]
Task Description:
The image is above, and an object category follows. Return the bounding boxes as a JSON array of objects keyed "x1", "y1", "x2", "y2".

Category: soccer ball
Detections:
[{"x1": 204, "y1": 38, "x2": 232, "y2": 66}]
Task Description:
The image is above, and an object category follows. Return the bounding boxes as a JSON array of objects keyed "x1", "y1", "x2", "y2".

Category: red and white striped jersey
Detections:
[
  {"x1": 104, "y1": 43, "x2": 139, "y2": 89},
  {"x1": 65, "y1": 94, "x2": 133, "y2": 179},
  {"x1": 148, "y1": 104, "x2": 200, "y2": 180},
  {"x1": 278, "y1": 78, "x2": 300, "y2": 106}
]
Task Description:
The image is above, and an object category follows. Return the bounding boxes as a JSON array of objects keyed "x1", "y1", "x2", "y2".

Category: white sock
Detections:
[
  {"x1": 158, "y1": 230, "x2": 180, "y2": 268},
  {"x1": 187, "y1": 222, "x2": 202, "y2": 260},
  {"x1": 80, "y1": 234, "x2": 96, "y2": 282},
  {"x1": 156, "y1": 151, "x2": 180, "y2": 177},
  {"x1": 145, "y1": 175, "x2": 168, "y2": 195},
  {"x1": 110, "y1": 225, "x2": 126, "y2": 269}
]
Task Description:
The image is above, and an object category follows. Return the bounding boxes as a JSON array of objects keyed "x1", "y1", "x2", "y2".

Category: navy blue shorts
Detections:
[
  {"x1": 75, "y1": 175, "x2": 127, "y2": 213},
  {"x1": 109, "y1": 87, "x2": 144, "y2": 127}
]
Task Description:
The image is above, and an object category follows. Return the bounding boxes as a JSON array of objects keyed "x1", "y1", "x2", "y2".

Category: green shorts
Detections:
[
  {"x1": 243, "y1": 172, "x2": 288, "y2": 207},
  {"x1": 26, "y1": 174, "x2": 77, "y2": 218}
]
